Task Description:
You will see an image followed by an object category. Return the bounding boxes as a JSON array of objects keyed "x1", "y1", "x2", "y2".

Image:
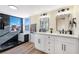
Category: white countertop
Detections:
[{"x1": 34, "y1": 32, "x2": 79, "y2": 39}]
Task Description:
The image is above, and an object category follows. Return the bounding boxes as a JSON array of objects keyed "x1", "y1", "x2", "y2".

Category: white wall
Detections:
[
  {"x1": 30, "y1": 6, "x2": 75, "y2": 33},
  {"x1": 73, "y1": 6, "x2": 79, "y2": 35}
]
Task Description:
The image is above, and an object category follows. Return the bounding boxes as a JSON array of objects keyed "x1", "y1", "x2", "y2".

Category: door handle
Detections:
[
  {"x1": 38, "y1": 39, "x2": 40, "y2": 44},
  {"x1": 62, "y1": 44, "x2": 63, "y2": 51},
  {"x1": 48, "y1": 36, "x2": 50, "y2": 38},
  {"x1": 64, "y1": 45, "x2": 66, "y2": 51}
]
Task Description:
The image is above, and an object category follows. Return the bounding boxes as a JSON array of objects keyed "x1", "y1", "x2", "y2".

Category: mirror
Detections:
[
  {"x1": 39, "y1": 17, "x2": 49, "y2": 32},
  {"x1": 30, "y1": 24, "x2": 36, "y2": 33},
  {"x1": 56, "y1": 14, "x2": 72, "y2": 33}
]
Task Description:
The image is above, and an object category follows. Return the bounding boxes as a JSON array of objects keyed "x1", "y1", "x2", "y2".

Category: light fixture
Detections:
[{"x1": 8, "y1": 5, "x2": 17, "y2": 10}]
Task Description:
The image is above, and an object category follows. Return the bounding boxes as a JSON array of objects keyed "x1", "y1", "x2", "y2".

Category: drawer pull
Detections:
[
  {"x1": 38, "y1": 39, "x2": 40, "y2": 44},
  {"x1": 48, "y1": 42, "x2": 50, "y2": 44},
  {"x1": 62, "y1": 44, "x2": 63, "y2": 51},
  {"x1": 48, "y1": 36, "x2": 50, "y2": 38},
  {"x1": 64, "y1": 45, "x2": 66, "y2": 51},
  {"x1": 48, "y1": 49, "x2": 50, "y2": 51}
]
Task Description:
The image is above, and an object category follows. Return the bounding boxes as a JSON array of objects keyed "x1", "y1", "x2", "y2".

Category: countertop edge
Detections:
[{"x1": 33, "y1": 32, "x2": 79, "y2": 39}]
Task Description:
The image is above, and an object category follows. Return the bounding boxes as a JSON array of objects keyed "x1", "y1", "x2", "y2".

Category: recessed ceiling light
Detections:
[{"x1": 8, "y1": 5, "x2": 17, "y2": 10}]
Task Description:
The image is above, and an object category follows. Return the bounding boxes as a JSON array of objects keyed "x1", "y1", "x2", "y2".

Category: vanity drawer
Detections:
[
  {"x1": 55, "y1": 36, "x2": 79, "y2": 44},
  {"x1": 62, "y1": 37, "x2": 79, "y2": 44}
]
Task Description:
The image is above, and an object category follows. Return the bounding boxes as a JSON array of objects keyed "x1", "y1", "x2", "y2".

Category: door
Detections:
[
  {"x1": 40, "y1": 35, "x2": 45, "y2": 52},
  {"x1": 34, "y1": 34, "x2": 42, "y2": 50},
  {"x1": 55, "y1": 40, "x2": 64, "y2": 54},
  {"x1": 63, "y1": 43, "x2": 79, "y2": 54},
  {"x1": 35, "y1": 34, "x2": 45, "y2": 51}
]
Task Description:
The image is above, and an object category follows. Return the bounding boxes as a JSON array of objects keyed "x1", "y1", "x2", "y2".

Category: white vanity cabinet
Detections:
[
  {"x1": 63, "y1": 43, "x2": 78, "y2": 54},
  {"x1": 55, "y1": 39, "x2": 64, "y2": 54},
  {"x1": 55, "y1": 42, "x2": 79, "y2": 54},
  {"x1": 55, "y1": 36, "x2": 79, "y2": 54},
  {"x1": 34, "y1": 34, "x2": 45, "y2": 52},
  {"x1": 34, "y1": 33, "x2": 79, "y2": 54},
  {"x1": 35, "y1": 34, "x2": 55, "y2": 53}
]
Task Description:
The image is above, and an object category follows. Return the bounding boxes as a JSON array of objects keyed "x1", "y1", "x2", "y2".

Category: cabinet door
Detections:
[
  {"x1": 35, "y1": 34, "x2": 42, "y2": 50},
  {"x1": 63, "y1": 43, "x2": 79, "y2": 54},
  {"x1": 34, "y1": 34, "x2": 45, "y2": 51},
  {"x1": 55, "y1": 40, "x2": 64, "y2": 54},
  {"x1": 40, "y1": 36, "x2": 45, "y2": 52},
  {"x1": 49, "y1": 36, "x2": 55, "y2": 54}
]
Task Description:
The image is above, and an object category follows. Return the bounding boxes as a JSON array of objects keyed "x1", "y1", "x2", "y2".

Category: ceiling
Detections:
[{"x1": 0, "y1": 5, "x2": 65, "y2": 18}]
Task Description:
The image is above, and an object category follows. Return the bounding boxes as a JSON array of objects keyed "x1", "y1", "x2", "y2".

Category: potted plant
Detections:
[{"x1": 50, "y1": 28, "x2": 53, "y2": 33}]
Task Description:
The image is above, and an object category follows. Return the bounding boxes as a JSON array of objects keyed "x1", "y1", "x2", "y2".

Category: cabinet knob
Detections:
[
  {"x1": 48, "y1": 42, "x2": 50, "y2": 44},
  {"x1": 38, "y1": 39, "x2": 40, "y2": 43},
  {"x1": 48, "y1": 36, "x2": 50, "y2": 38},
  {"x1": 48, "y1": 49, "x2": 50, "y2": 51}
]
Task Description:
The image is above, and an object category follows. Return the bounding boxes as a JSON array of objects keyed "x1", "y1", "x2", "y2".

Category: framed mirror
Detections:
[
  {"x1": 56, "y1": 14, "x2": 72, "y2": 32},
  {"x1": 39, "y1": 17, "x2": 49, "y2": 32}
]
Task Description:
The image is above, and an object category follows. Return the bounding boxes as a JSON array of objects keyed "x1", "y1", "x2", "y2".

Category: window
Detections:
[{"x1": 10, "y1": 16, "x2": 22, "y2": 32}]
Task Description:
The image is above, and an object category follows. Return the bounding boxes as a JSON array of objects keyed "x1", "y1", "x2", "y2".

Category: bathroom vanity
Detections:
[
  {"x1": 30, "y1": 6, "x2": 79, "y2": 54},
  {"x1": 33, "y1": 32, "x2": 79, "y2": 54}
]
